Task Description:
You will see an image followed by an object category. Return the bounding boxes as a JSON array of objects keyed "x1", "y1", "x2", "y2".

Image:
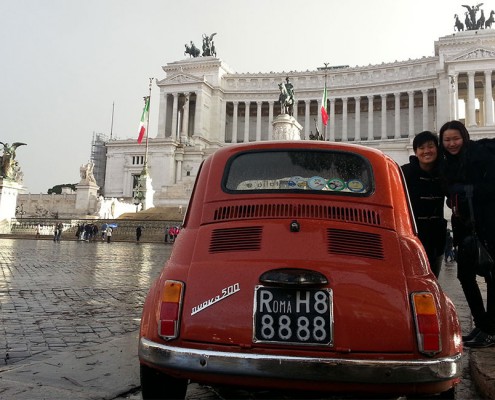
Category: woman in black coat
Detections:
[
  {"x1": 439, "y1": 120, "x2": 495, "y2": 348},
  {"x1": 401, "y1": 131, "x2": 446, "y2": 278}
]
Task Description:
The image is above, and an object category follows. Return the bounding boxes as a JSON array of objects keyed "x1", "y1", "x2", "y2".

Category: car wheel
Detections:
[
  {"x1": 140, "y1": 364, "x2": 188, "y2": 399},
  {"x1": 438, "y1": 387, "x2": 455, "y2": 399}
]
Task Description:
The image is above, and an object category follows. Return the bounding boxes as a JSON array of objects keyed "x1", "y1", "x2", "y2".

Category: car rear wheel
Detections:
[
  {"x1": 140, "y1": 364, "x2": 188, "y2": 399},
  {"x1": 438, "y1": 387, "x2": 455, "y2": 399}
]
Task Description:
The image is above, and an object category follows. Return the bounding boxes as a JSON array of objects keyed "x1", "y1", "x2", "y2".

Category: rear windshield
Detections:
[{"x1": 224, "y1": 150, "x2": 373, "y2": 195}]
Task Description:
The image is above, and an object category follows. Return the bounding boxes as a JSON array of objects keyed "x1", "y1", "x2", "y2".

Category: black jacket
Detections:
[
  {"x1": 441, "y1": 140, "x2": 495, "y2": 249},
  {"x1": 401, "y1": 156, "x2": 447, "y2": 261}
]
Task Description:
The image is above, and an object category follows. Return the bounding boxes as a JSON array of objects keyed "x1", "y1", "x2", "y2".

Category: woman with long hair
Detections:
[{"x1": 439, "y1": 120, "x2": 495, "y2": 347}]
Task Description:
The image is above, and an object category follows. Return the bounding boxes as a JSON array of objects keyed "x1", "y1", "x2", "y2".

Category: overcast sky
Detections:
[{"x1": 0, "y1": 0, "x2": 478, "y2": 193}]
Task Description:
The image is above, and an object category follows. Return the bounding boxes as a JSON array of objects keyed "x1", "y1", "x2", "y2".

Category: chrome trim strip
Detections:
[{"x1": 139, "y1": 338, "x2": 462, "y2": 384}]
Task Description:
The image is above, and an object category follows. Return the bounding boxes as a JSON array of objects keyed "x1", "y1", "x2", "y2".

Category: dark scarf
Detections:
[{"x1": 440, "y1": 141, "x2": 472, "y2": 185}]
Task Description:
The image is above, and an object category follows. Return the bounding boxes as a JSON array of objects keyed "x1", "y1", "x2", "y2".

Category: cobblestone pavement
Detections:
[
  {"x1": 0, "y1": 239, "x2": 490, "y2": 399},
  {"x1": 0, "y1": 238, "x2": 169, "y2": 366}
]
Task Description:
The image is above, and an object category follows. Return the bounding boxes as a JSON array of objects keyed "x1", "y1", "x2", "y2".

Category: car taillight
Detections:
[
  {"x1": 411, "y1": 292, "x2": 441, "y2": 355},
  {"x1": 158, "y1": 280, "x2": 184, "y2": 340}
]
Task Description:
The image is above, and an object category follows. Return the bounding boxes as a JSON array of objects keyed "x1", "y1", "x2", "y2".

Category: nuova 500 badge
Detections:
[{"x1": 191, "y1": 283, "x2": 240, "y2": 315}]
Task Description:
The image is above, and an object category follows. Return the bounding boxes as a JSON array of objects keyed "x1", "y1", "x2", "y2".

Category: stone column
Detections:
[
  {"x1": 293, "y1": 100, "x2": 298, "y2": 121},
  {"x1": 381, "y1": 94, "x2": 387, "y2": 140},
  {"x1": 467, "y1": 71, "x2": 476, "y2": 127},
  {"x1": 367, "y1": 95, "x2": 374, "y2": 140},
  {"x1": 171, "y1": 93, "x2": 179, "y2": 141},
  {"x1": 329, "y1": 98, "x2": 335, "y2": 141},
  {"x1": 157, "y1": 91, "x2": 168, "y2": 138},
  {"x1": 449, "y1": 74, "x2": 458, "y2": 120},
  {"x1": 479, "y1": 98, "x2": 485, "y2": 124},
  {"x1": 354, "y1": 97, "x2": 361, "y2": 141},
  {"x1": 408, "y1": 91, "x2": 415, "y2": 137},
  {"x1": 256, "y1": 101, "x2": 262, "y2": 141},
  {"x1": 219, "y1": 99, "x2": 226, "y2": 143},
  {"x1": 422, "y1": 89, "x2": 429, "y2": 131},
  {"x1": 268, "y1": 101, "x2": 274, "y2": 140},
  {"x1": 232, "y1": 101, "x2": 239, "y2": 143},
  {"x1": 194, "y1": 91, "x2": 203, "y2": 137},
  {"x1": 304, "y1": 100, "x2": 310, "y2": 140},
  {"x1": 394, "y1": 92, "x2": 401, "y2": 139},
  {"x1": 182, "y1": 93, "x2": 190, "y2": 137},
  {"x1": 244, "y1": 101, "x2": 250, "y2": 142},
  {"x1": 485, "y1": 70, "x2": 494, "y2": 126},
  {"x1": 342, "y1": 97, "x2": 348, "y2": 142}
]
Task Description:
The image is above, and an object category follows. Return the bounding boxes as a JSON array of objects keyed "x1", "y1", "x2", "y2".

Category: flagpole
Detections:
[
  {"x1": 323, "y1": 62, "x2": 329, "y2": 141},
  {"x1": 144, "y1": 77, "x2": 153, "y2": 169},
  {"x1": 110, "y1": 101, "x2": 114, "y2": 140}
]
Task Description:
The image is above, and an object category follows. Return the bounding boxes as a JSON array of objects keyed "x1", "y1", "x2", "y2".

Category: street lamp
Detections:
[{"x1": 133, "y1": 175, "x2": 146, "y2": 212}]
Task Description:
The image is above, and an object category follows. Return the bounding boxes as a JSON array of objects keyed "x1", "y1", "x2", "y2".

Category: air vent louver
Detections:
[
  {"x1": 212, "y1": 204, "x2": 380, "y2": 226},
  {"x1": 327, "y1": 228, "x2": 384, "y2": 259},
  {"x1": 209, "y1": 226, "x2": 262, "y2": 253}
]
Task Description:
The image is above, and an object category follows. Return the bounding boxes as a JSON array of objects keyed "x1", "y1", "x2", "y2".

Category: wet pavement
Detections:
[
  {"x1": 0, "y1": 238, "x2": 493, "y2": 399},
  {"x1": 0, "y1": 238, "x2": 168, "y2": 399}
]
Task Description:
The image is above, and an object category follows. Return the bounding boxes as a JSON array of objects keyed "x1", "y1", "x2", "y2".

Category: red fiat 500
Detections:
[{"x1": 139, "y1": 141, "x2": 462, "y2": 399}]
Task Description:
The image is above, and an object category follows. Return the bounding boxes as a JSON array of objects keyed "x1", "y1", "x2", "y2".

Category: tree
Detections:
[{"x1": 47, "y1": 183, "x2": 77, "y2": 194}]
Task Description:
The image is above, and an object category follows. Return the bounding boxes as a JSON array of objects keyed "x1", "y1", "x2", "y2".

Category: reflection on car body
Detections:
[{"x1": 138, "y1": 141, "x2": 462, "y2": 399}]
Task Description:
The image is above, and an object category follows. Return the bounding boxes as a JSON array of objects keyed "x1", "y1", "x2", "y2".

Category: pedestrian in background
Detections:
[
  {"x1": 106, "y1": 227, "x2": 113, "y2": 243},
  {"x1": 401, "y1": 131, "x2": 447, "y2": 278},
  {"x1": 136, "y1": 226, "x2": 142, "y2": 242},
  {"x1": 439, "y1": 120, "x2": 495, "y2": 348},
  {"x1": 444, "y1": 229, "x2": 455, "y2": 263}
]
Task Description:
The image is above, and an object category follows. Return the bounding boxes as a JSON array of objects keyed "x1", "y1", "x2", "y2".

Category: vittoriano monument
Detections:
[
  {"x1": 272, "y1": 77, "x2": 302, "y2": 140},
  {"x1": 0, "y1": 141, "x2": 26, "y2": 225}
]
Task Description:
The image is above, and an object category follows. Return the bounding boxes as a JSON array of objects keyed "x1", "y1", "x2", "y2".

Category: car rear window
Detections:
[{"x1": 224, "y1": 150, "x2": 373, "y2": 195}]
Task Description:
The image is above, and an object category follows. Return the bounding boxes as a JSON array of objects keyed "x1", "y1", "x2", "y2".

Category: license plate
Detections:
[{"x1": 253, "y1": 286, "x2": 333, "y2": 345}]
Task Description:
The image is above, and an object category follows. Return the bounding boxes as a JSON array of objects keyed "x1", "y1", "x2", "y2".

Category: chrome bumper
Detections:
[{"x1": 139, "y1": 337, "x2": 462, "y2": 384}]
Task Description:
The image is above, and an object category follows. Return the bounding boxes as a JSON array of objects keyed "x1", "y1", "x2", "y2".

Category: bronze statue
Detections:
[
  {"x1": 486, "y1": 10, "x2": 495, "y2": 28},
  {"x1": 454, "y1": 14, "x2": 465, "y2": 31},
  {"x1": 0, "y1": 142, "x2": 26, "y2": 180},
  {"x1": 278, "y1": 77, "x2": 295, "y2": 116},
  {"x1": 202, "y1": 33, "x2": 217, "y2": 57},
  {"x1": 462, "y1": 3, "x2": 484, "y2": 29},
  {"x1": 184, "y1": 41, "x2": 200, "y2": 58}
]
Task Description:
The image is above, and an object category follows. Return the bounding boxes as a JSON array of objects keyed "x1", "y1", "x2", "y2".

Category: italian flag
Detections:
[
  {"x1": 137, "y1": 96, "x2": 150, "y2": 144},
  {"x1": 321, "y1": 85, "x2": 329, "y2": 126}
]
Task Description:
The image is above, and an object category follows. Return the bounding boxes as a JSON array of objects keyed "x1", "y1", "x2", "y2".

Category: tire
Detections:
[
  {"x1": 140, "y1": 364, "x2": 188, "y2": 400},
  {"x1": 438, "y1": 387, "x2": 455, "y2": 399}
]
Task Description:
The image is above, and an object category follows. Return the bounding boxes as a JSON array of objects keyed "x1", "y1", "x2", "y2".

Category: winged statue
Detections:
[
  {"x1": 462, "y1": 3, "x2": 484, "y2": 29},
  {"x1": 0, "y1": 141, "x2": 27, "y2": 180}
]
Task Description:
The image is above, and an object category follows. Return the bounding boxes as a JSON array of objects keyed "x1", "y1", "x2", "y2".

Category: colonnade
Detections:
[
  {"x1": 224, "y1": 90, "x2": 434, "y2": 143},
  {"x1": 157, "y1": 70, "x2": 495, "y2": 145},
  {"x1": 450, "y1": 70, "x2": 495, "y2": 127},
  {"x1": 157, "y1": 92, "x2": 201, "y2": 140}
]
